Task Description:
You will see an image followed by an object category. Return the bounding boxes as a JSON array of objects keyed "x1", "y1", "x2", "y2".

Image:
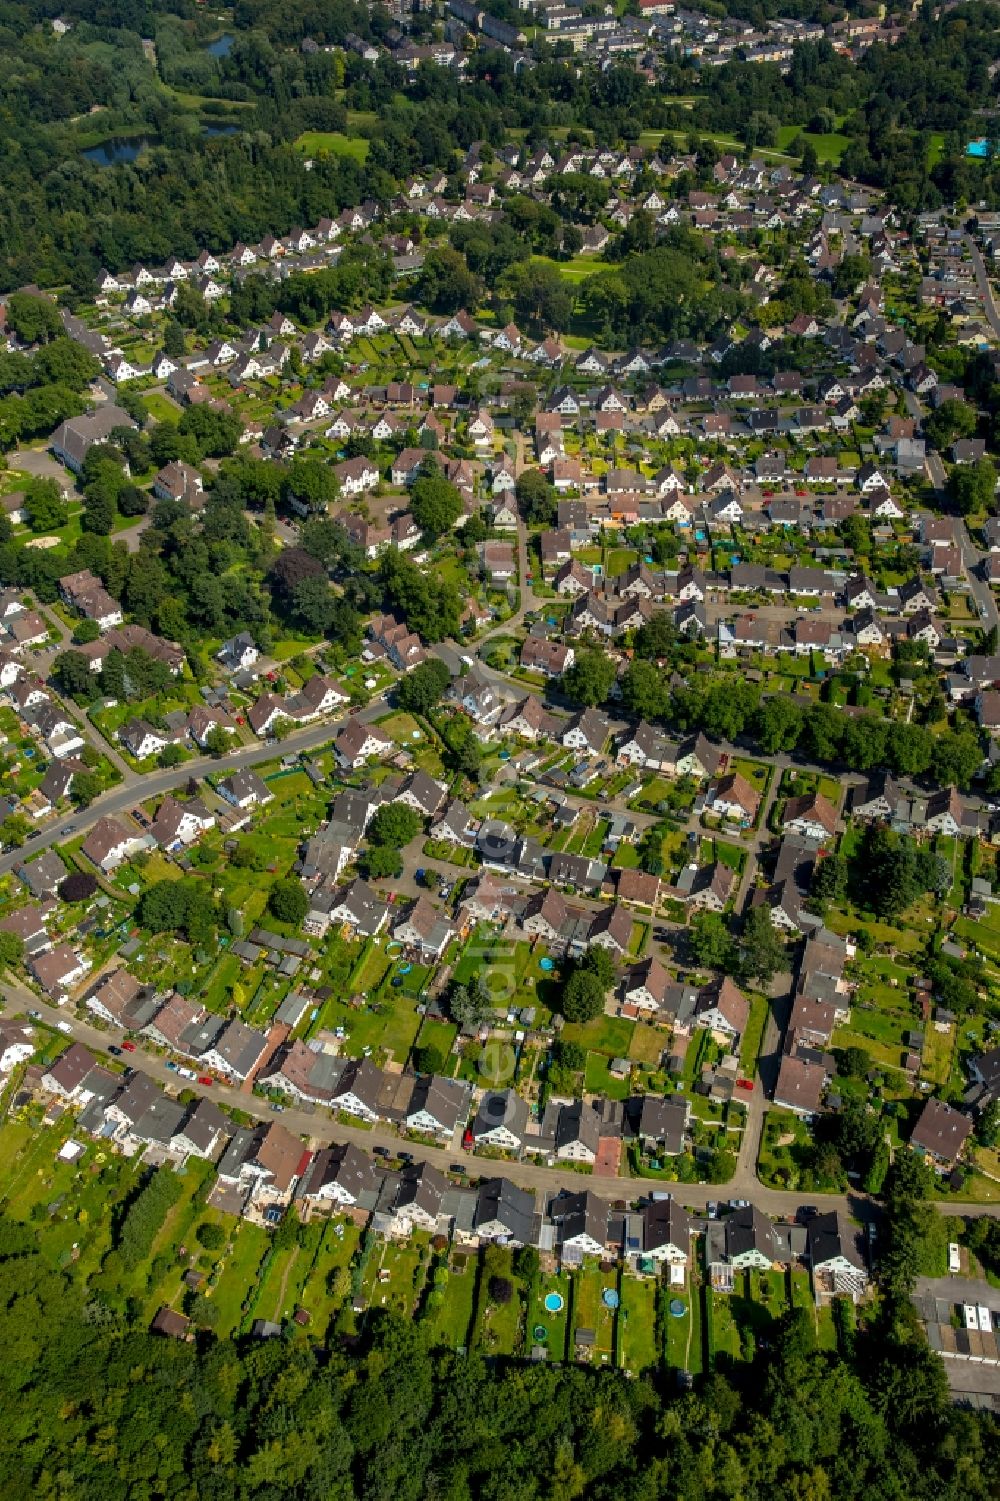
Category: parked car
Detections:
[
  {"x1": 197, "y1": 1075, "x2": 213, "y2": 1086},
  {"x1": 165, "y1": 1060, "x2": 177, "y2": 1070},
  {"x1": 737, "y1": 1078, "x2": 754, "y2": 1091},
  {"x1": 107, "y1": 1045, "x2": 122, "y2": 1057},
  {"x1": 121, "y1": 1040, "x2": 136, "y2": 1052},
  {"x1": 269, "y1": 1102, "x2": 285, "y2": 1113},
  {"x1": 27, "y1": 1009, "x2": 41, "y2": 1021},
  {"x1": 56, "y1": 1020, "x2": 72, "y2": 1034},
  {"x1": 177, "y1": 1066, "x2": 196, "y2": 1081}
]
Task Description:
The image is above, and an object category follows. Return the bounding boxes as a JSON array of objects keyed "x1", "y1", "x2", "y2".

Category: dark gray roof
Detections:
[
  {"x1": 473, "y1": 1176, "x2": 536, "y2": 1242},
  {"x1": 725, "y1": 1204, "x2": 782, "y2": 1261}
]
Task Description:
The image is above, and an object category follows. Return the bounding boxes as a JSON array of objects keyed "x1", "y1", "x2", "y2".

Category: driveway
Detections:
[{"x1": 9, "y1": 446, "x2": 73, "y2": 492}]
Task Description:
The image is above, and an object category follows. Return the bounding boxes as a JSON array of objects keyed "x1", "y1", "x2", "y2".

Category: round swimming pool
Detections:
[{"x1": 543, "y1": 1292, "x2": 564, "y2": 1314}]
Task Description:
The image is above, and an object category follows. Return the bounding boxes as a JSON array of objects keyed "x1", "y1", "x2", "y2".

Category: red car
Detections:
[
  {"x1": 197, "y1": 1075, "x2": 214, "y2": 1086},
  {"x1": 737, "y1": 1078, "x2": 753, "y2": 1091},
  {"x1": 121, "y1": 1040, "x2": 136, "y2": 1052}
]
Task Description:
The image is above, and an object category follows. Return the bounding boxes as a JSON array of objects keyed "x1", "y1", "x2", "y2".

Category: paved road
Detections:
[
  {"x1": 7, "y1": 982, "x2": 996, "y2": 1219},
  {"x1": 0, "y1": 690, "x2": 389, "y2": 879},
  {"x1": 33, "y1": 603, "x2": 138, "y2": 781},
  {"x1": 959, "y1": 519, "x2": 999, "y2": 630},
  {"x1": 901, "y1": 355, "x2": 996, "y2": 629},
  {"x1": 926, "y1": 451, "x2": 948, "y2": 493},
  {"x1": 965, "y1": 233, "x2": 1000, "y2": 339},
  {"x1": 9, "y1": 446, "x2": 73, "y2": 490},
  {"x1": 0, "y1": 979, "x2": 846, "y2": 1215},
  {"x1": 903, "y1": 389, "x2": 924, "y2": 426}
]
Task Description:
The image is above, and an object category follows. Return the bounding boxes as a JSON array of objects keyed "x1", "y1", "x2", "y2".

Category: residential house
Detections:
[
  {"x1": 471, "y1": 1089, "x2": 530, "y2": 1152},
  {"x1": 909, "y1": 1097, "x2": 973, "y2": 1169},
  {"x1": 781, "y1": 791, "x2": 838, "y2": 843}
]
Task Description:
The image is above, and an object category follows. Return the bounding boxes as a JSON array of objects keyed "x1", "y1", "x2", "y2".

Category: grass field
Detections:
[
  {"x1": 295, "y1": 131, "x2": 370, "y2": 162},
  {"x1": 585, "y1": 1051, "x2": 631, "y2": 1099},
  {"x1": 572, "y1": 1264, "x2": 617, "y2": 1363},
  {"x1": 528, "y1": 1270, "x2": 572, "y2": 1359},
  {"x1": 739, "y1": 995, "x2": 769, "y2": 1075},
  {"x1": 775, "y1": 124, "x2": 851, "y2": 163},
  {"x1": 473, "y1": 1248, "x2": 524, "y2": 1353},
  {"x1": 209, "y1": 1221, "x2": 271, "y2": 1334},
  {"x1": 530, "y1": 254, "x2": 608, "y2": 285},
  {"x1": 618, "y1": 1275, "x2": 659, "y2": 1373},
  {"x1": 562, "y1": 1012, "x2": 635, "y2": 1056},
  {"x1": 629, "y1": 1022, "x2": 666, "y2": 1065},
  {"x1": 361, "y1": 1237, "x2": 428, "y2": 1321},
  {"x1": 141, "y1": 391, "x2": 180, "y2": 424},
  {"x1": 664, "y1": 1285, "x2": 702, "y2": 1373},
  {"x1": 424, "y1": 1253, "x2": 478, "y2": 1350}
]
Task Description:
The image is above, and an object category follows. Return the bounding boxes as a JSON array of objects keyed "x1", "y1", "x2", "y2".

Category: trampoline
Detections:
[
  {"x1": 543, "y1": 1292, "x2": 564, "y2": 1314},
  {"x1": 669, "y1": 1299, "x2": 686, "y2": 1318},
  {"x1": 391, "y1": 977, "x2": 404, "y2": 988},
  {"x1": 602, "y1": 1289, "x2": 620, "y2": 1310},
  {"x1": 385, "y1": 941, "x2": 403, "y2": 954},
  {"x1": 539, "y1": 957, "x2": 555, "y2": 972},
  {"x1": 532, "y1": 1325, "x2": 548, "y2": 1342},
  {"x1": 398, "y1": 963, "x2": 413, "y2": 975}
]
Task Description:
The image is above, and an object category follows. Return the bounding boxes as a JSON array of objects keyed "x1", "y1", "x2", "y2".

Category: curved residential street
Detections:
[
  {"x1": 6, "y1": 982, "x2": 994, "y2": 1222},
  {"x1": 4, "y1": 603, "x2": 998, "y2": 1226}
]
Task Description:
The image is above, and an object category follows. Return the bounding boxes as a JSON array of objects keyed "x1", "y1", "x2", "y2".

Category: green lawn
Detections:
[
  {"x1": 572, "y1": 1264, "x2": 617, "y2": 1362},
  {"x1": 530, "y1": 253, "x2": 609, "y2": 285},
  {"x1": 664, "y1": 1285, "x2": 702, "y2": 1374},
  {"x1": 295, "y1": 130, "x2": 370, "y2": 161},
  {"x1": 296, "y1": 1220, "x2": 361, "y2": 1336},
  {"x1": 618, "y1": 1275, "x2": 659, "y2": 1374},
  {"x1": 739, "y1": 994, "x2": 769, "y2": 1075},
  {"x1": 141, "y1": 391, "x2": 180, "y2": 423},
  {"x1": 473, "y1": 1249, "x2": 524, "y2": 1354},
  {"x1": 423, "y1": 1252, "x2": 478, "y2": 1351},
  {"x1": 584, "y1": 1051, "x2": 631, "y2": 1100},
  {"x1": 562, "y1": 1013, "x2": 635, "y2": 1056},
  {"x1": 775, "y1": 124, "x2": 850, "y2": 162},
  {"x1": 203, "y1": 1220, "x2": 271, "y2": 1336},
  {"x1": 707, "y1": 1287, "x2": 744, "y2": 1364},
  {"x1": 361, "y1": 1238, "x2": 429, "y2": 1320}
]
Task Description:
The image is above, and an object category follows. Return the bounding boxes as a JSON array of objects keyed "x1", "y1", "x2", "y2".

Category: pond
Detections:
[
  {"x1": 83, "y1": 121, "x2": 238, "y2": 164},
  {"x1": 206, "y1": 32, "x2": 235, "y2": 57},
  {"x1": 82, "y1": 136, "x2": 152, "y2": 166}
]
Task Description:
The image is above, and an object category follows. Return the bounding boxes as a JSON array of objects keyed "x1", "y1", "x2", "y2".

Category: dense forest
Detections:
[
  {"x1": 1, "y1": 0, "x2": 1000, "y2": 290},
  {"x1": 0, "y1": 1204, "x2": 996, "y2": 1501}
]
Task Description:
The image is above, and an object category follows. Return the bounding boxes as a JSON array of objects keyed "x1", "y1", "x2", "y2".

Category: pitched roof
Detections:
[
  {"x1": 782, "y1": 791, "x2": 837, "y2": 835},
  {"x1": 910, "y1": 1097, "x2": 972, "y2": 1161}
]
